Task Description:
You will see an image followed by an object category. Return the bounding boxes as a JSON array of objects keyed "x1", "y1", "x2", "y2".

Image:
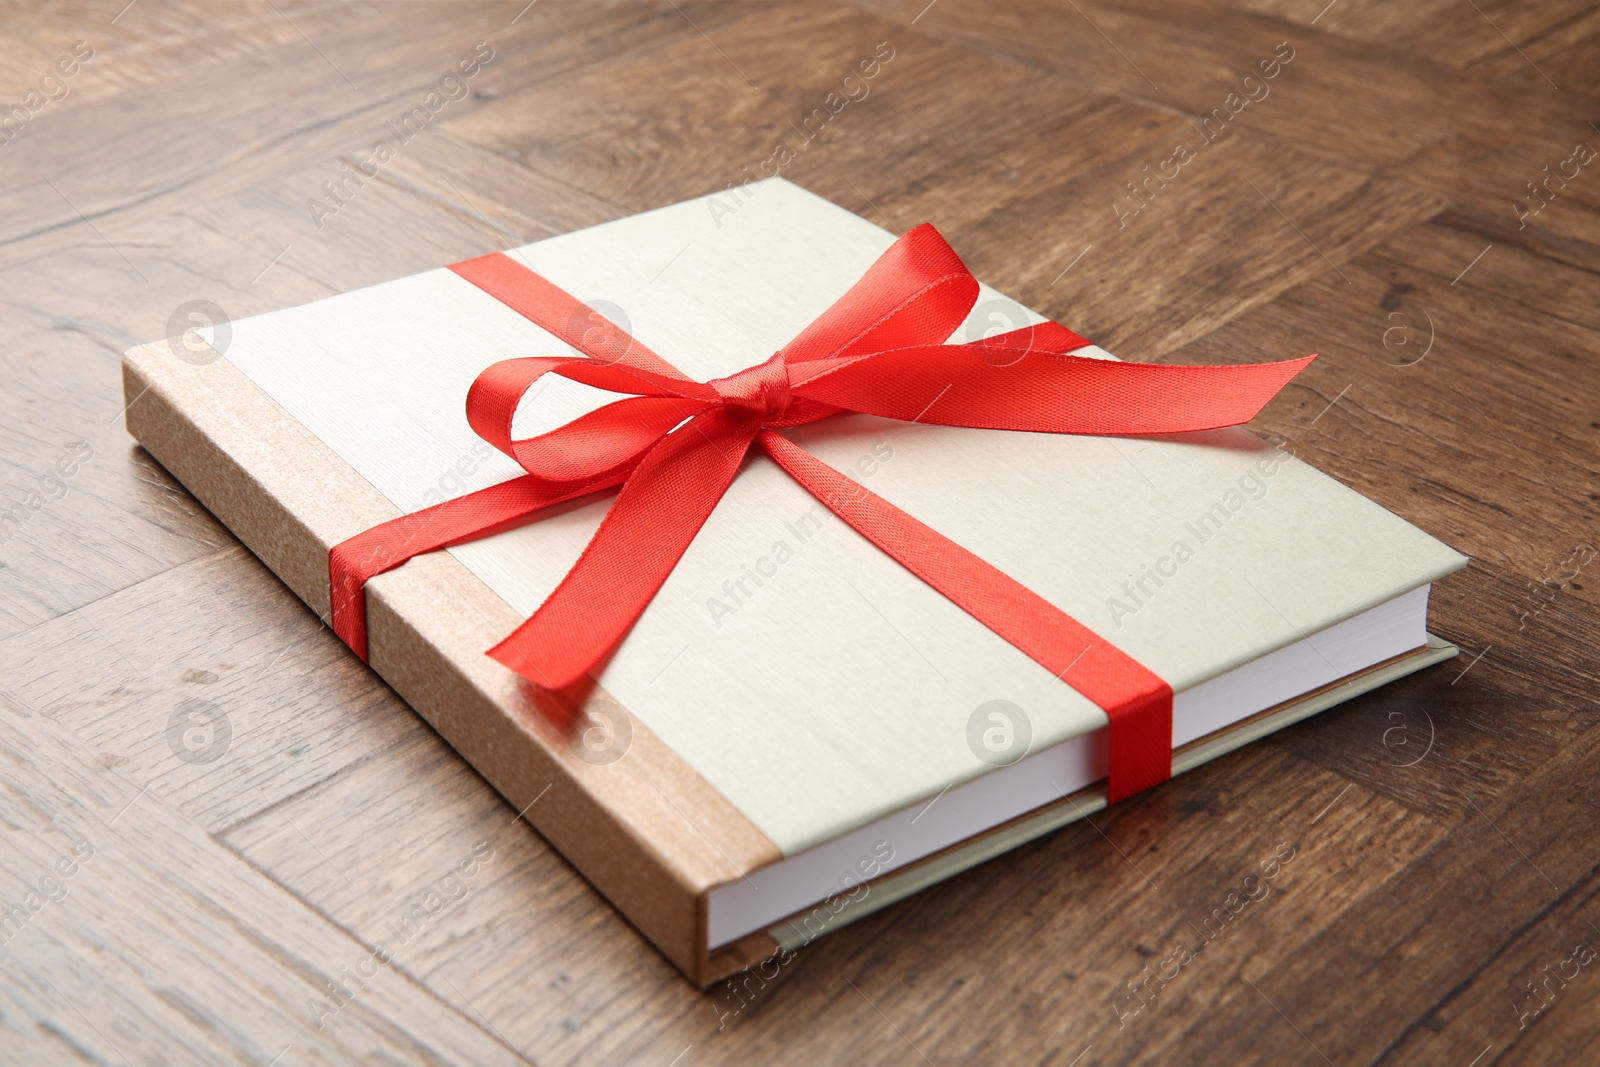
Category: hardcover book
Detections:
[{"x1": 121, "y1": 178, "x2": 1466, "y2": 985}]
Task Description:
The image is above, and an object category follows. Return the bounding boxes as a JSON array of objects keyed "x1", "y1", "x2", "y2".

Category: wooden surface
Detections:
[{"x1": 0, "y1": 1, "x2": 1595, "y2": 1063}]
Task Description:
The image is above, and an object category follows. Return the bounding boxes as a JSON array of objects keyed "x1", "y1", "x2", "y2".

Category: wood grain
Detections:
[{"x1": 0, "y1": 0, "x2": 1596, "y2": 1063}]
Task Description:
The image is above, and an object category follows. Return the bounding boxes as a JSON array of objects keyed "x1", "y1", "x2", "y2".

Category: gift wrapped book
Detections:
[{"x1": 123, "y1": 178, "x2": 1465, "y2": 985}]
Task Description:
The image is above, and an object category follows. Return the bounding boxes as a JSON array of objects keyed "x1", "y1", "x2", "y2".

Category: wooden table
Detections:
[{"x1": 1, "y1": 2, "x2": 1595, "y2": 1063}]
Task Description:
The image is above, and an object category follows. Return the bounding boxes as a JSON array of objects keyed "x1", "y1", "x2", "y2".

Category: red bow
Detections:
[{"x1": 330, "y1": 224, "x2": 1312, "y2": 802}]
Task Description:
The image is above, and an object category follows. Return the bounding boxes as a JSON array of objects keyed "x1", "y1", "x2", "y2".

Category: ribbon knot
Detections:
[
  {"x1": 709, "y1": 352, "x2": 793, "y2": 420},
  {"x1": 330, "y1": 223, "x2": 1315, "y2": 803}
]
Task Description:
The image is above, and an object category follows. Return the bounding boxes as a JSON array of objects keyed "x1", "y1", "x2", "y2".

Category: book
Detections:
[{"x1": 121, "y1": 177, "x2": 1467, "y2": 984}]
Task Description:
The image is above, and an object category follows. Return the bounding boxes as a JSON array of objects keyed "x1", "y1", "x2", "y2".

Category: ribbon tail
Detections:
[
  {"x1": 487, "y1": 408, "x2": 761, "y2": 690},
  {"x1": 797, "y1": 350, "x2": 1316, "y2": 435},
  {"x1": 757, "y1": 430, "x2": 1173, "y2": 803}
]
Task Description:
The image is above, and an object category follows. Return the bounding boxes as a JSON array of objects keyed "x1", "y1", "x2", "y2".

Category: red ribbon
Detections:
[{"x1": 329, "y1": 224, "x2": 1312, "y2": 803}]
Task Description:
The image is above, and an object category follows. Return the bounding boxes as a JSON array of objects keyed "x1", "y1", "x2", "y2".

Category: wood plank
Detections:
[
  {"x1": 1236, "y1": 0, "x2": 1592, "y2": 78},
  {"x1": 1467, "y1": 7, "x2": 1600, "y2": 97},
  {"x1": 0, "y1": 1, "x2": 727, "y2": 270},
  {"x1": 443, "y1": 2, "x2": 1075, "y2": 213},
  {"x1": 855, "y1": 0, "x2": 1586, "y2": 178},
  {"x1": 0, "y1": 546, "x2": 426, "y2": 832},
  {"x1": 863, "y1": 125, "x2": 1443, "y2": 358},
  {"x1": 0, "y1": 687, "x2": 528, "y2": 1064},
  {"x1": 1168, "y1": 705, "x2": 1600, "y2": 1065},
  {"x1": 222, "y1": 729, "x2": 714, "y2": 1067},
  {"x1": 0, "y1": 291, "x2": 234, "y2": 639}
]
